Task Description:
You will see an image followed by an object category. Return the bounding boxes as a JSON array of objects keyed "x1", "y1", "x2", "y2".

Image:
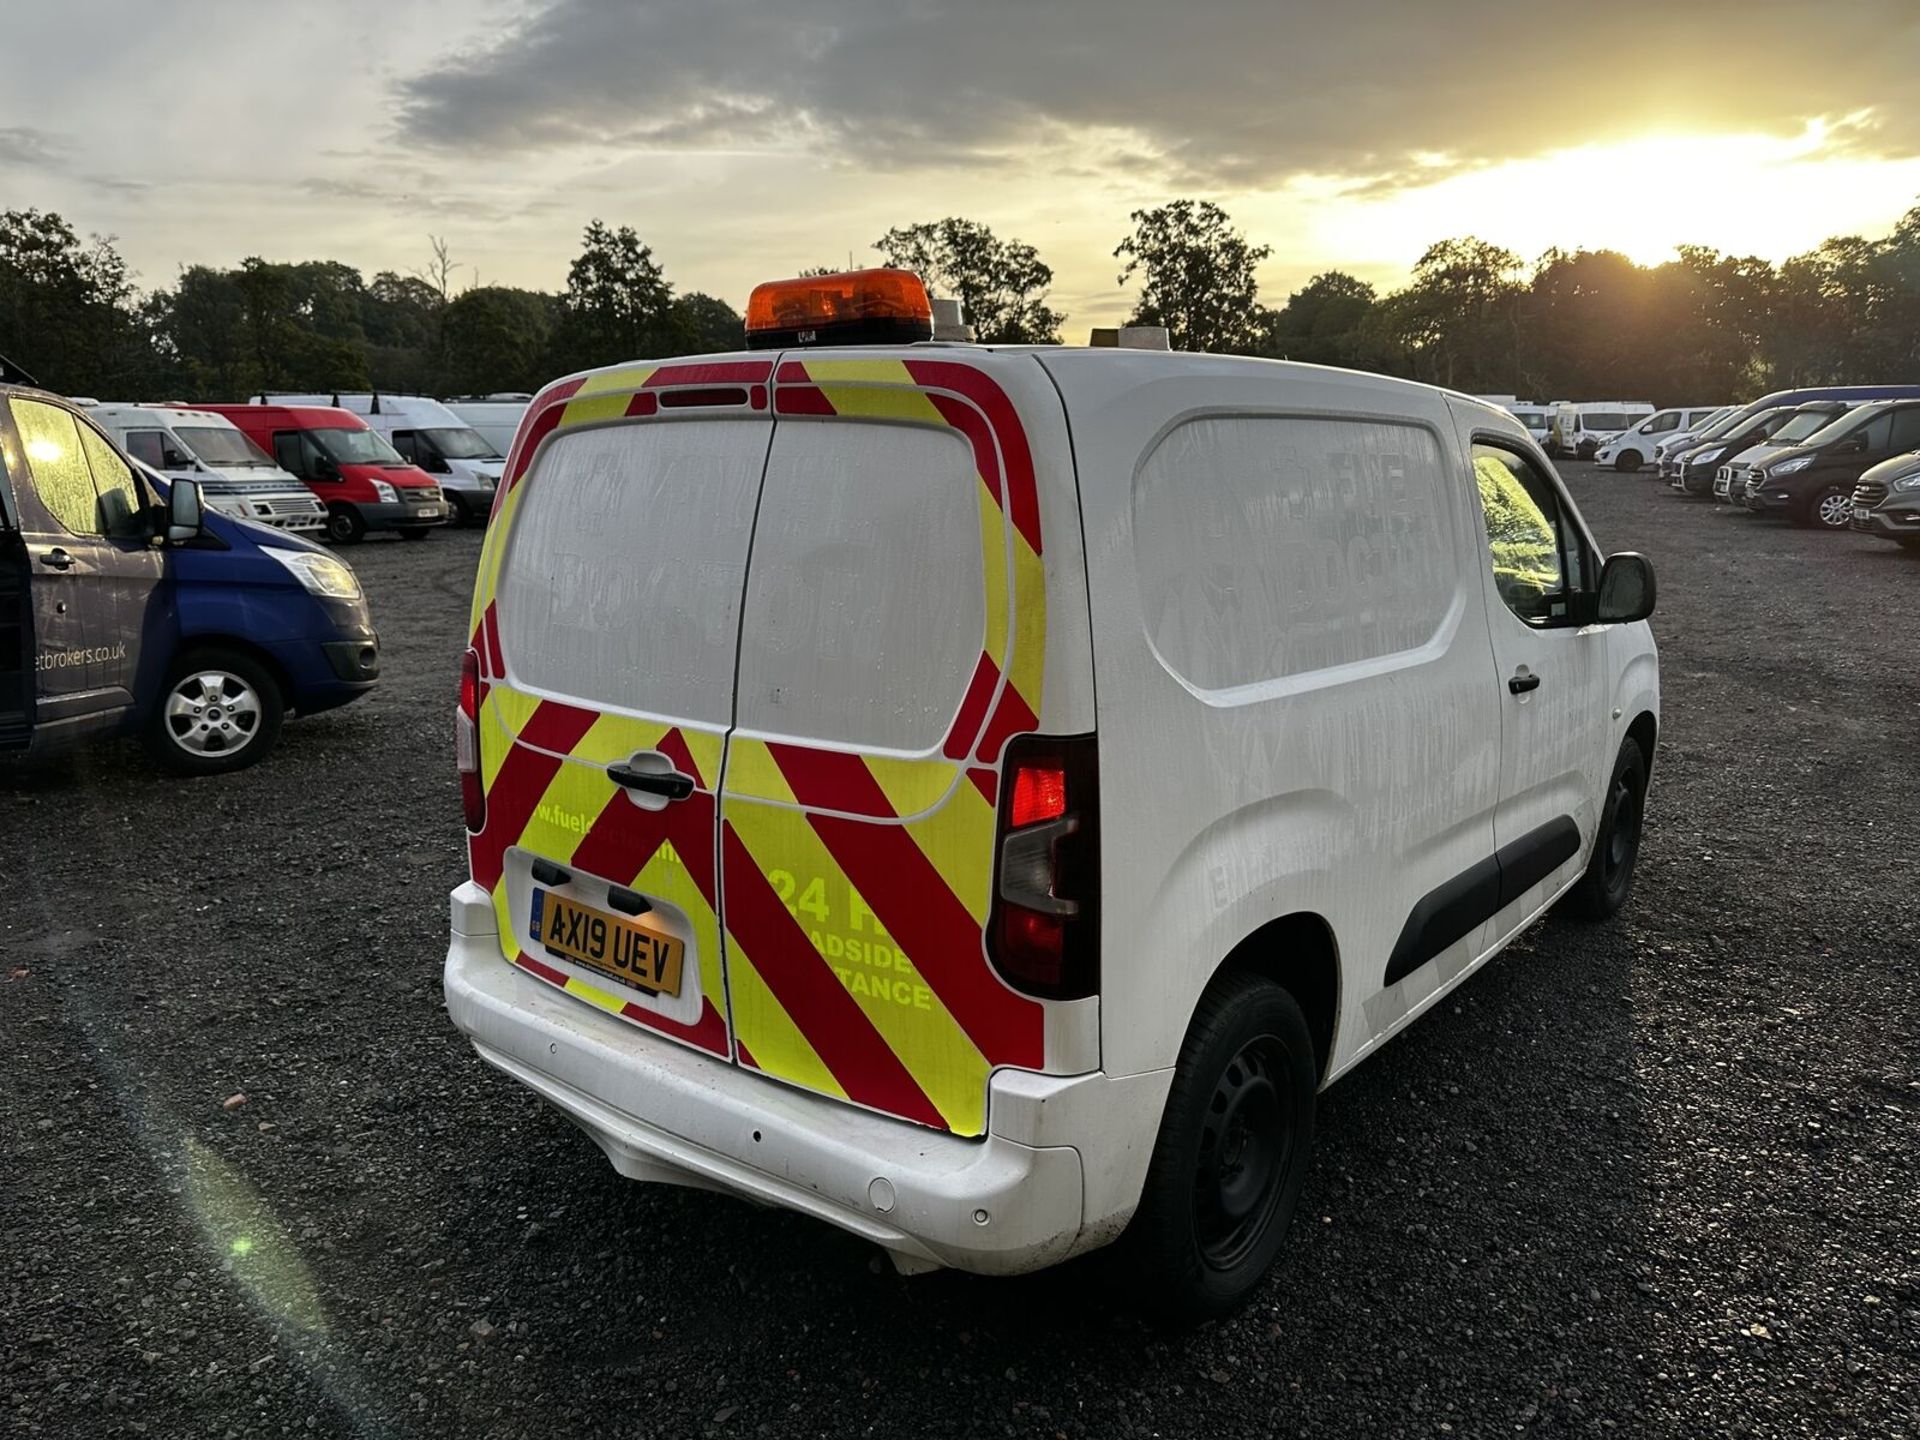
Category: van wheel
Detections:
[
  {"x1": 446, "y1": 494, "x2": 473, "y2": 527},
  {"x1": 398, "y1": 527, "x2": 432, "y2": 541},
  {"x1": 1614, "y1": 449, "x2": 1642, "y2": 474},
  {"x1": 146, "y1": 648, "x2": 284, "y2": 776},
  {"x1": 1562, "y1": 740, "x2": 1647, "y2": 920},
  {"x1": 1121, "y1": 972, "x2": 1316, "y2": 1324},
  {"x1": 1802, "y1": 486, "x2": 1852, "y2": 531},
  {"x1": 326, "y1": 505, "x2": 366, "y2": 544}
]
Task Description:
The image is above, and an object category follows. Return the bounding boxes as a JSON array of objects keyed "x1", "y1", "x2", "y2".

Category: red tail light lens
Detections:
[
  {"x1": 988, "y1": 733, "x2": 1098, "y2": 1000},
  {"x1": 457, "y1": 648, "x2": 485, "y2": 832}
]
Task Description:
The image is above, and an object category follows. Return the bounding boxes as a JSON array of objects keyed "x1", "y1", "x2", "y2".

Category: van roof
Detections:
[
  {"x1": 201, "y1": 404, "x2": 372, "y2": 429},
  {"x1": 87, "y1": 403, "x2": 242, "y2": 427}
]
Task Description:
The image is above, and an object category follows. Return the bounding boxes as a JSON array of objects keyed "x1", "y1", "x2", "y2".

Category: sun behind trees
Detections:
[{"x1": 3, "y1": 202, "x2": 1918, "y2": 403}]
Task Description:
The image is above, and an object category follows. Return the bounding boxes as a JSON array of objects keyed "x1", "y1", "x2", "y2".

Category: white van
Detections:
[
  {"x1": 1476, "y1": 396, "x2": 1555, "y2": 446},
  {"x1": 446, "y1": 396, "x2": 532, "y2": 459},
  {"x1": 86, "y1": 405, "x2": 326, "y2": 532},
  {"x1": 1549, "y1": 401, "x2": 1656, "y2": 459},
  {"x1": 251, "y1": 394, "x2": 505, "y2": 525},
  {"x1": 1593, "y1": 406, "x2": 1727, "y2": 473},
  {"x1": 443, "y1": 271, "x2": 1660, "y2": 1319}
]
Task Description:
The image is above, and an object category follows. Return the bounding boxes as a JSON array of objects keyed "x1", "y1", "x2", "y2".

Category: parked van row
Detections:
[{"x1": 1647, "y1": 385, "x2": 1920, "y2": 542}]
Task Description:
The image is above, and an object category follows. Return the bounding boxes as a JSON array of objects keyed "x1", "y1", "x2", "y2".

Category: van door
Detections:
[
  {"x1": 0, "y1": 467, "x2": 31, "y2": 750},
  {"x1": 1451, "y1": 406, "x2": 1611, "y2": 929},
  {"x1": 717, "y1": 358, "x2": 1052, "y2": 1137},
  {"x1": 465, "y1": 371, "x2": 778, "y2": 1060},
  {"x1": 5, "y1": 397, "x2": 162, "y2": 730}
]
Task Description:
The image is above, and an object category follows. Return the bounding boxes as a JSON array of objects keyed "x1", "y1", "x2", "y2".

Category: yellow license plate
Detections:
[{"x1": 530, "y1": 888, "x2": 684, "y2": 997}]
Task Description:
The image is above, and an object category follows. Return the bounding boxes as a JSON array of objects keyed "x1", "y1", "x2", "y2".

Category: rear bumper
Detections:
[{"x1": 442, "y1": 882, "x2": 1159, "y2": 1275}]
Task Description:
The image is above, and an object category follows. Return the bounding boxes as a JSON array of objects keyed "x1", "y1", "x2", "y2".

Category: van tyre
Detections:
[
  {"x1": 326, "y1": 504, "x2": 366, "y2": 544},
  {"x1": 1563, "y1": 739, "x2": 1647, "y2": 921},
  {"x1": 1122, "y1": 972, "x2": 1316, "y2": 1324},
  {"x1": 146, "y1": 648, "x2": 284, "y2": 776},
  {"x1": 447, "y1": 494, "x2": 473, "y2": 527},
  {"x1": 399, "y1": 527, "x2": 432, "y2": 541},
  {"x1": 1614, "y1": 449, "x2": 1642, "y2": 474},
  {"x1": 1802, "y1": 485, "x2": 1852, "y2": 531}
]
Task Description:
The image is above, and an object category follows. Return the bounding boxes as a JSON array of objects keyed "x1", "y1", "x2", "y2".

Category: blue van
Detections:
[{"x1": 0, "y1": 384, "x2": 379, "y2": 774}]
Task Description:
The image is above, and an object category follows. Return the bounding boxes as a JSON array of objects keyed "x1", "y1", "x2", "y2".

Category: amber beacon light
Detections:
[{"x1": 744, "y1": 268, "x2": 935, "y2": 350}]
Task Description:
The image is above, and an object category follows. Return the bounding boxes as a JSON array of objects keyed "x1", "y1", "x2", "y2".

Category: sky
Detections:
[{"x1": 4, "y1": 0, "x2": 1920, "y2": 330}]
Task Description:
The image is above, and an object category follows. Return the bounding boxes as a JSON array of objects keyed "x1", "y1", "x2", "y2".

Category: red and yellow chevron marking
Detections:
[
  {"x1": 718, "y1": 358, "x2": 1048, "y2": 1136},
  {"x1": 460, "y1": 353, "x2": 1053, "y2": 1134}
]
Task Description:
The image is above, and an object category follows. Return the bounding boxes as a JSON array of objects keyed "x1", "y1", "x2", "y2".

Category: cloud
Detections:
[
  {"x1": 396, "y1": 0, "x2": 1920, "y2": 188},
  {"x1": 0, "y1": 125, "x2": 69, "y2": 169}
]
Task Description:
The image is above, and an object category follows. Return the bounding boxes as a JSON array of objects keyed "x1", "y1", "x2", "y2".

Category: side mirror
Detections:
[
  {"x1": 161, "y1": 448, "x2": 196, "y2": 471},
  {"x1": 1595, "y1": 552, "x2": 1656, "y2": 624},
  {"x1": 167, "y1": 479, "x2": 206, "y2": 542},
  {"x1": 315, "y1": 456, "x2": 341, "y2": 481},
  {"x1": 1841, "y1": 435, "x2": 1869, "y2": 454},
  {"x1": 425, "y1": 452, "x2": 450, "y2": 474}
]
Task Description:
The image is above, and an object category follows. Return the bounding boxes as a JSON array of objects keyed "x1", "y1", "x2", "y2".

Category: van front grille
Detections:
[{"x1": 1853, "y1": 481, "x2": 1889, "y2": 508}]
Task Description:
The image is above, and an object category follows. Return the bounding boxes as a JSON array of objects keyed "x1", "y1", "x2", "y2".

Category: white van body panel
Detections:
[
  {"x1": 253, "y1": 393, "x2": 504, "y2": 509},
  {"x1": 87, "y1": 404, "x2": 326, "y2": 531},
  {"x1": 445, "y1": 346, "x2": 1658, "y2": 1276}
]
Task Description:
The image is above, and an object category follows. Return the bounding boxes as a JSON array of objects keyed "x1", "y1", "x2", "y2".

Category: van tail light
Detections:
[
  {"x1": 457, "y1": 648, "x2": 485, "y2": 832},
  {"x1": 987, "y1": 733, "x2": 1099, "y2": 1001}
]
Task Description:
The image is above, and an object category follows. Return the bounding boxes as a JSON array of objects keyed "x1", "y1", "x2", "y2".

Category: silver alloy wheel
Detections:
[
  {"x1": 1817, "y1": 492, "x2": 1852, "y2": 528},
  {"x1": 164, "y1": 669, "x2": 264, "y2": 756}
]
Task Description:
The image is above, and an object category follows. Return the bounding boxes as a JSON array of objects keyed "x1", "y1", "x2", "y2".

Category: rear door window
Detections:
[
  {"x1": 732, "y1": 420, "x2": 985, "y2": 752},
  {"x1": 495, "y1": 420, "x2": 767, "y2": 724}
]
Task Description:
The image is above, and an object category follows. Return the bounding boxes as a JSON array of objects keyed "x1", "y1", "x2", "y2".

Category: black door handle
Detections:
[
  {"x1": 607, "y1": 764, "x2": 694, "y2": 800},
  {"x1": 38, "y1": 548, "x2": 74, "y2": 570},
  {"x1": 1509, "y1": 671, "x2": 1541, "y2": 695}
]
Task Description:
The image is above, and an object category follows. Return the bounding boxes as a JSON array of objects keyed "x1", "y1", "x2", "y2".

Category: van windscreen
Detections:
[
  {"x1": 175, "y1": 426, "x2": 275, "y2": 468},
  {"x1": 496, "y1": 421, "x2": 765, "y2": 725},
  {"x1": 312, "y1": 427, "x2": 406, "y2": 465},
  {"x1": 422, "y1": 426, "x2": 501, "y2": 460},
  {"x1": 1771, "y1": 408, "x2": 1847, "y2": 444}
]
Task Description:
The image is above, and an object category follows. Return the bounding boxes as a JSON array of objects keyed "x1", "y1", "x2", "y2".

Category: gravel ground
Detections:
[{"x1": 3, "y1": 464, "x2": 1917, "y2": 1440}]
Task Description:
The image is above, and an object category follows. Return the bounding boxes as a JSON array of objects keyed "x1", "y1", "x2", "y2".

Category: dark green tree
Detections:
[
  {"x1": 669, "y1": 292, "x2": 745, "y2": 354},
  {"x1": 1114, "y1": 200, "x2": 1272, "y2": 354},
  {"x1": 874, "y1": 218, "x2": 1064, "y2": 343},
  {"x1": 548, "y1": 219, "x2": 675, "y2": 373},
  {"x1": 0, "y1": 209, "x2": 161, "y2": 396},
  {"x1": 442, "y1": 285, "x2": 559, "y2": 394},
  {"x1": 1259, "y1": 271, "x2": 1377, "y2": 366}
]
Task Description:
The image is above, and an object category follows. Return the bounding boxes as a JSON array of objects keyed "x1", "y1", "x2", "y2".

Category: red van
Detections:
[{"x1": 199, "y1": 405, "x2": 448, "y2": 544}]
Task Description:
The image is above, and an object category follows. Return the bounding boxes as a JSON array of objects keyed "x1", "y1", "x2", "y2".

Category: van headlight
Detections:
[
  {"x1": 373, "y1": 480, "x2": 399, "y2": 503},
  {"x1": 262, "y1": 547, "x2": 362, "y2": 600},
  {"x1": 1690, "y1": 446, "x2": 1725, "y2": 465},
  {"x1": 1894, "y1": 474, "x2": 1920, "y2": 492},
  {"x1": 1769, "y1": 456, "x2": 1814, "y2": 476}
]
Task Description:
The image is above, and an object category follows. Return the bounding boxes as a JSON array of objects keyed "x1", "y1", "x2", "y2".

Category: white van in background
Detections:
[
  {"x1": 446, "y1": 396, "x2": 532, "y2": 459},
  {"x1": 1594, "y1": 406, "x2": 1727, "y2": 473},
  {"x1": 85, "y1": 404, "x2": 327, "y2": 532},
  {"x1": 1476, "y1": 396, "x2": 1555, "y2": 446},
  {"x1": 251, "y1": 394, "x2": 505, "y2": 526},
  {"x1": 1550, "y1": 401, "x2": 1657, "y2": 460}
]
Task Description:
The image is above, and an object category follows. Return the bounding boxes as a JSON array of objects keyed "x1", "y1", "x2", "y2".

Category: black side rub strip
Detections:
[{"x1": 1383, "y1": 815, "x2": 1582, "y2": 986}]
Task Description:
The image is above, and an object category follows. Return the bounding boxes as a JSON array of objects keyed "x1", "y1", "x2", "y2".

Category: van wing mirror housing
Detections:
[
  {"x1": 166, "y1": 479, "x2": 206, "y2": 542},
  {"x1": 1595, "y1": 552, "x2": 1656, "y2": 624}
]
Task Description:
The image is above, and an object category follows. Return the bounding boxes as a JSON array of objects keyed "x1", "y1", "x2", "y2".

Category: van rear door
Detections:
[
  {"x1": 0, "y1": 462, "x2": 30, "y2": 750},
  {"x1": 716, "y1": 357, "x2": 1059, "y2": 1137},
  {"x1": 465, "y1": 364, "x2": 776, "y2": 1059}
]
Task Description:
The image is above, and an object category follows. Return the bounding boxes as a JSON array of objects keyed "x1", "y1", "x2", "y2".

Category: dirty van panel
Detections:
[
  {"x1": 718, "y1": 358, "x2": 1056, "y2": 1137},
  {"x1": 466, "y1": 367, "x2": 774, "y2": 1059}
]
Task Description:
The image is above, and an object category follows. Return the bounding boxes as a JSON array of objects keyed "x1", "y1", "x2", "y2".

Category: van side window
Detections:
[
  {"x1": 274, "y1": 431, "x2": 313, "y2": 479},
  {"x1": 1471, "y1": 442, "x2": 1580, "y2": 626},
  {"x1": 1889, "y1": 407, "x2": 1920, "y2": 452},
  {"x1": 9, "y1": 398, "x2": 103, "y2": 536},
  {"x1": 76, "y1": 423, "x2": 145, "y2": 538},
  {"x1": 1857, "y1": 412, "x2": 1895, "y2": 452},
  {"x1": 123, "y1": 430, "x2": 168, "y2": 468},
  {"x1": 1646, "y1": 412, "x2": 1678, "y2": 433}
]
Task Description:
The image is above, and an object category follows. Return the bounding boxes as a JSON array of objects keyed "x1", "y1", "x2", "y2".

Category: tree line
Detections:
[{"x1": 3, "y1": 199, "x2": 1917, "y2": 407}]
